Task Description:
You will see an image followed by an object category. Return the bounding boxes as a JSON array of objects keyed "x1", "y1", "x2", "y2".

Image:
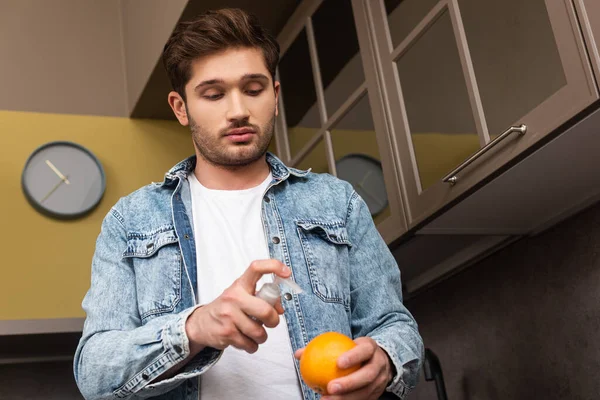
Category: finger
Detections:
[
  {"x1": 233, "y1": 308, "x2": 269, "y2": 345},
  {"x1": 254, "y1": 289, "x2": 285, "y2": 315},
  {"x1": 294, "y1": 347, "x2": 305, "y2": 360},
  {"x1": 223, "y1": 307, "x2": 269, "y2": 354},
  {"x1": 337, "y1": 337, "x2": 377, "y2": 369},
  {"x1": 237, "y1": 260, "x2": 290, "y2": 292},
  {"x1": 239, "y1": 293, "x2": 281, "y2": 328},
  {"x1": 273, "y1": 297, "x2": 285, "y2": 315},
  {"x1": 220, "y1": 309, "x2": 261, "y2": 353},
  {"x1": 229, "y1": 330, "x2": 260, "y2": 354},
  {"x1": 328, "y1": 362, "x2": 379, "y2": 395}
]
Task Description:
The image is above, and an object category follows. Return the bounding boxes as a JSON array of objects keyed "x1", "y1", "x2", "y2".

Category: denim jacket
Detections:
[{"x1": 74, "y1": 153, "x2": 423, "y2": 400}]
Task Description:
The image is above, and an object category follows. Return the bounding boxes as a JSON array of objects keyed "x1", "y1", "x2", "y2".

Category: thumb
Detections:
[{"x1": 294, "y1": 347, "x2": 305, "y2": 360}]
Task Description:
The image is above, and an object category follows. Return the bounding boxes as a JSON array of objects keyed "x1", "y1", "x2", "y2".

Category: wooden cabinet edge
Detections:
[{"x1": 0, "y1": 318, "x2": 84, "y2": 336}]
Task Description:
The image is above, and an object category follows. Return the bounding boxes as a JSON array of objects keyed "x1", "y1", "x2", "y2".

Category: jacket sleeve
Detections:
[
  {"x1": 345, "y1": 191, "x2": 424, "y2": 399},
  {"x1": 73, "y1": 204, "x2": 222, "y2": 400}
]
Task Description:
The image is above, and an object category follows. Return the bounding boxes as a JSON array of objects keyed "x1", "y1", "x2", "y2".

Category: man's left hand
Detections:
[{"x1": 294, "y1": 336, "x2": 393, "y2": 400}]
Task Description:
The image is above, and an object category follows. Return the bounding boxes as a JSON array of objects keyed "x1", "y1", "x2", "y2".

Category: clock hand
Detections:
[
  {"x1": 45, "y1": 160, "x2": 70, "y2": 184},
  {"x1": 358, "y1": 170, "x2": 373, "y2": 188},
  {"x1": 41, "y1": 176, "x2": 68, "y2": 203}
]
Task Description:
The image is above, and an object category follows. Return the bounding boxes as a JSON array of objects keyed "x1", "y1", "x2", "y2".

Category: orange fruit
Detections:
[{"x1": 299, "y1": 332, "x2": 360, "y2": 395}]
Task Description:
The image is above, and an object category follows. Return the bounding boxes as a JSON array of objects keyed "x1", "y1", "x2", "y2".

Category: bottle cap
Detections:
[{"x1": 256, "y1": 282, "x2": 280, "y2": 306}]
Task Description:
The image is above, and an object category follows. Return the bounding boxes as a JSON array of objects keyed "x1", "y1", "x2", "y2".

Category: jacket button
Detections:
[
  {"x1": 272, "y1": 237, "x2": 280, "y2": 244},
  {"x1": 283, "y1": 293, "x2": 292, "y2": 301},
  {"x1": 184, "y1": 234, "x2": 190, "y2": 240},
  {"x1": 174, "y1": 345, "x2": 183, "y2": 353},
  {"x1": 264, "y1": 197, "x2": 270, "y2": 203},
  {"x1": 142, "y1": 373, "x2": 149, "y2": 380}
]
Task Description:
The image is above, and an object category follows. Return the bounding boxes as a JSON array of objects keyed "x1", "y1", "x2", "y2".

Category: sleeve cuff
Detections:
[
  {"x1": 115, "y1": 305, "x2": 223, "y2": 398},
  {"x1": 373, "y1": 338, "x2": 420, "y2": 399}
]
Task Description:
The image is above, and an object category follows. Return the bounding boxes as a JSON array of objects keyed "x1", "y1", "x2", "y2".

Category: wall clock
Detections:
[
  {"x1": 21, "y1": 141, "x2": 106, "y2": 219},
  {"x1": 335, "y1": 153, "x2": 389, "y2": 217}
]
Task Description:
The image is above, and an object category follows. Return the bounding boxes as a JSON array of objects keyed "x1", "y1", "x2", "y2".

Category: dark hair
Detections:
[{"x1": 162, "y1": 8, "x2": 280, "y2": 101}]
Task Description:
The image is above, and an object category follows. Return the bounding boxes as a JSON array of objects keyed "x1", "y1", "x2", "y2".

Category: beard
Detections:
[{"x1": 188, "y1": 111, "x2": 275, "y2": 169}]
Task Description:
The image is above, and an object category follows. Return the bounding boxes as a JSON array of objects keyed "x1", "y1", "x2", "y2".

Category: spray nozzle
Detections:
[
  {"x1": 273, "y1": 276, "x2": 303, "y2": 294},
  {"x1": 256, "y1": 275, "x2": 303, "y2": 306}
]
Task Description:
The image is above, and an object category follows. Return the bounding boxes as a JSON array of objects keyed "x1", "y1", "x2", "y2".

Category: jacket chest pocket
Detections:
[
  {"x1": 296, "y1": 221, "x2": 352, "y2": 309},
  {"x1": 123, "y1": 228, "x2": 182, "y2": 322}
]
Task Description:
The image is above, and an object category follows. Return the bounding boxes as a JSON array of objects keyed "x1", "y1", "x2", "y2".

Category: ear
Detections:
[
  {"x1": 168, "y1": 91, "x2": 189, "y2": 126},
  {"x1": 274, "y1": 81, "x2": 281, "y2": 117}
]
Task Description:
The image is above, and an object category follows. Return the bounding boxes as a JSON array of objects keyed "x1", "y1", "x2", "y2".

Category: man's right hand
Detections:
[{"x1": 185, "y1": 259, "x2": 291, "y2": 355}]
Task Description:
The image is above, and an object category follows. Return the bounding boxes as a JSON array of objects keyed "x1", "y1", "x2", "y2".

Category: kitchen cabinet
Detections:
[
  {"x1": 357, "y1": 0, "x2": 598, "y2": 229},
  {"x1": 0, "y1": 318, "x2": 83, "y2": 335},
  {"x1": 574, "y1": 0, "x2": 600, "y2": 83},
  {"x1": 273, "y1": 0, "x2": 600, "y2": 294},
  {"x1": 274, "y1": 0, "x2": 409, "y2": 243},
  {"x1": 399, "y1": 104, "x2": 600, "y2": 294}
]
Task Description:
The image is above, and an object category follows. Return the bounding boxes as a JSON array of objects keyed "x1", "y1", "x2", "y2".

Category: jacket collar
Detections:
[{"x1": 160, "y1": 152, "x2": 309, "y2": 187}]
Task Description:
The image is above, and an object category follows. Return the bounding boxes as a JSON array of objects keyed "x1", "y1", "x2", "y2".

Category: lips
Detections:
[
  {"x1": 224, "y1": 127, "x2": 257, "y2": 143},
  {"x1": 225, "y1": 127, "x2": 256, "y2": 136}
]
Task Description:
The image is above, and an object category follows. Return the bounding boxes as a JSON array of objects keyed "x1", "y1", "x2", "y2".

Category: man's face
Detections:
[{"x1": 182, "y1": 47, "x2": 279, "y2": 167}]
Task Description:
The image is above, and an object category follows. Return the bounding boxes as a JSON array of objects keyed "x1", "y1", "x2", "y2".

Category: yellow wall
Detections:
[
  {"x1": 0, "y1": 111, "x2": 193, "y2": 320},
  {"x1": 0, "y1": 109, "x2": 478, "y2": 321}
]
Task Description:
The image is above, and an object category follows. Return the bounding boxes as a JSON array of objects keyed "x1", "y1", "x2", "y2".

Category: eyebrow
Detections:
[{"x1": 194, "y1": 73, "x2": 270, "y2": 91}]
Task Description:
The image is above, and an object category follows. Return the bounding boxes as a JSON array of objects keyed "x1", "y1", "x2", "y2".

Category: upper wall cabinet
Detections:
[
  {"x1": 355, "y1": 0, "x2": 598, "y2": 228},
  {"x1": 574, "y1": 0, "x2": 600, "y2": 82},
  {"x1": 275, "y1": 0, "x2": 409, "y2": 243}
]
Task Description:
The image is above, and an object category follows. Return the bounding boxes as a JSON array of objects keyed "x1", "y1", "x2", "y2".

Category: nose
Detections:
[{"x1": 226, "y1": 90, "x2": 250, "y2": 122}]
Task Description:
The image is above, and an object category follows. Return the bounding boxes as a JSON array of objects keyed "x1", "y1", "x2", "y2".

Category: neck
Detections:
[{"x1": 193, "y1": 153, "x2": 270, "y2": 190}]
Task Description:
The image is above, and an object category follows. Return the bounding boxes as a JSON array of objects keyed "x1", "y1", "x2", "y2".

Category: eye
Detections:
[
  {"x1": 245, "y1": 82, "x2": 265, "y2": 96},
  {"x1": 246, "y1": 88, "x2": 264, "y2": 96},
  {"x1": 203, "y1": 93, "x2": 224, "y2": 101}
]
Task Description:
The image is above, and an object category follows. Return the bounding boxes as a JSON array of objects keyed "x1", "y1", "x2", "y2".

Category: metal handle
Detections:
[
  {"x1": 423, "y1": 348, "x2": 448, "y2": 400},
  {"x1": 443, "y1": 124, "x2": 527, "y2": 185}
]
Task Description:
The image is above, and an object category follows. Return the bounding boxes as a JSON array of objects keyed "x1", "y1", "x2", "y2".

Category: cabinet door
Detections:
[
  {"x1": 275, "y1": 0, "x2": 408, "y2": 242},
  {"x1": 364, "y1": 0, "x2": 598, "y2": 227},
  {"x1": 573, "y1": 0, "x2": 600, "y2": 87}
]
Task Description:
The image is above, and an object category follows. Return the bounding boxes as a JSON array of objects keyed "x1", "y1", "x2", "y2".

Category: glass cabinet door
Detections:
[
  {"x1": 574, "y1": 0, "x2": 600, "y2": 85},
  {"x1": 458, "y1": 0, "x2": 567, "y2": 140},
  {"x1": 277, "y1": 28, "x2": 326, "y2": 171},
  {"x1": 365, "y1": 0, "x2": 597, "y2": 226},
  {"x1": 274, "y1": 0, "x2": 408, "y2": 241},
  {"x1": 393, "y1": 7, "x2": 482, "y2": 193},
  {"x1": 330, "y1": 91, "x2": 392, "y2": 226}
]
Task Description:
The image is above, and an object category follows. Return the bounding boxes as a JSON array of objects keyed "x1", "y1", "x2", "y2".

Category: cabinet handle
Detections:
[{"x1": 443, "y1": 124, "x2": 527, "y2": 185}]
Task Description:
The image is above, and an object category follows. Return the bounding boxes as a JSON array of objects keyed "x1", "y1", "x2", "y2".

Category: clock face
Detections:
[
  {"x1": 335, "y1": 154, "x2": 388, "y2": 217},
  {"x1": 21, "y1": 141, "x2": 106, "y2": 219}
]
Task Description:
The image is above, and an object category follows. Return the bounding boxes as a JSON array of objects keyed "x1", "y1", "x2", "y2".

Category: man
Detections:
[{"x1": 74, "y1": 8, "x2": 423, "y2": 400}]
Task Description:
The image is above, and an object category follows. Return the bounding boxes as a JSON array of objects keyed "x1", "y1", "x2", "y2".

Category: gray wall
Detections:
[{"x1": 406, "y1": 200, "x2": 600, "y2": 399}]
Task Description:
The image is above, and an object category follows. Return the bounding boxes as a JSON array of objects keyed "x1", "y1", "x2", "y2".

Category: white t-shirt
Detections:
[{"x1": 188, "y1": 171, "x2": 303, "y2": 399}]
